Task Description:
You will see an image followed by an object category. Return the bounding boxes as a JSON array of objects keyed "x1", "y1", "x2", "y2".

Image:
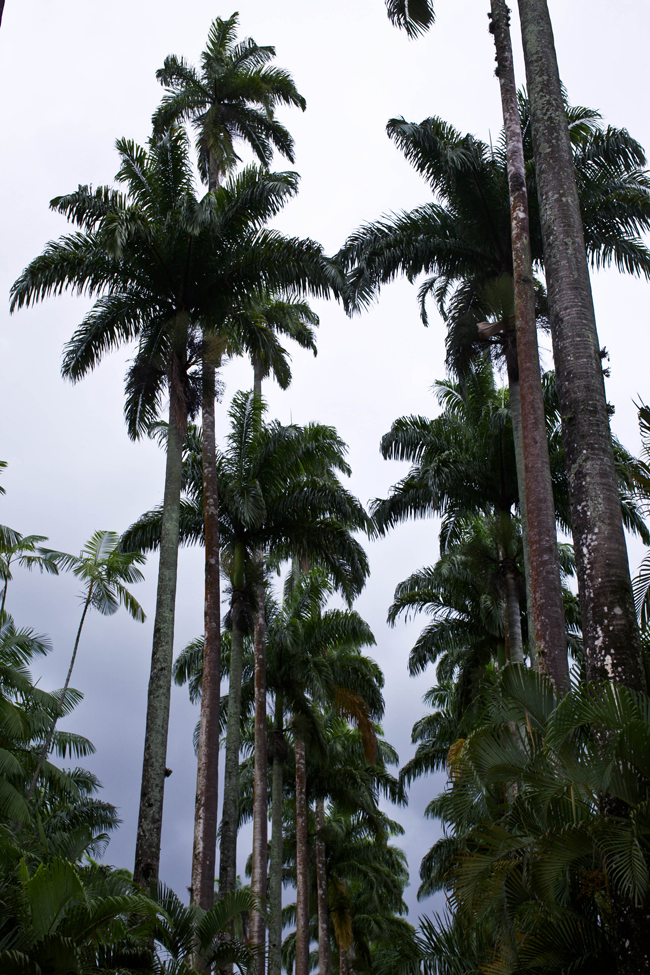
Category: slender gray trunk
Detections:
[
  {"x1": 268, "y1": 697, "x2": 286, "y2": 975},
  {"x1": 315, "y1": 799, "x2": 330, "y2": 975},
  {"x1": 28, "y1": 587, "x2": 93, "y2": 799},
  {"x1": 491, "y1": 0, "x2": 567, "y2": 689},
  {"x1": 517, "y1": 0, "x2": 644, "y2": 692},
  {"x1": 503, "y1": 567, "x2": 524, "y2": 665},
  {"x1": 250, "y1": 583, "x2": 268, "y2": 975},
  {"x1": 507, "y1": 377, "x2": 536, "y2": 663},
  {"x1": 134, "y1": 396, "x2": 184, "y2": 888},
  {"x1": 191, "y1": 361, "x2": 222, "y2": 910},
  {"x1": 294, "y1": 729, "x2": 310, "y2": 975},
  {"x1": 498, "y1": 510, "x2": 524, "y2": 665},
  {"x1": 219, "y1": 589, "x2": 246, "y2": 897},
  {"x1": 339, "y1": 943, "x2": 349, "y2": 975}
]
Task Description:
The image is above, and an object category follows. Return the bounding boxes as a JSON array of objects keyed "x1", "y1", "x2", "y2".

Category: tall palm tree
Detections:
[
  {"x1": 516, "y1": 0, "x2": 650, "y2": 709},
  {"x1": 343, "y1": 94, "x2": 650, "y2": 685},
  {"x1": 10, "y1": 125, "x2": 340, "y2": 888},
  {"x1": 27, "y1": 531, "x2": 145, "y2": 798},
  {"x1": 153, "y1": 17, "x2": 308, "y2": 916},
  {"x1": 123, "y1": 401, "x2": 369, "y2": 905},
  {"x1": 385, "y1": 0, "x2": 650, "y2": 698}
]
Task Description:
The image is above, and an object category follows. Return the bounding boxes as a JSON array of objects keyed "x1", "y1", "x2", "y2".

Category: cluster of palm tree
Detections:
[{"x1": 4, "y1": 0, "x2": 650, "y2": 973}]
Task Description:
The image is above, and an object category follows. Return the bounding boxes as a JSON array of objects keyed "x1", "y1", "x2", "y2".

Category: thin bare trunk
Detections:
[
  {"x1": 498, "y1": 511, "x2": 524, "y2": 665},
  {"x1": 250, "y1": 583, "x2": 268, "y2": 975},
  {"x1": 491, "y1": 0, "x2": 567, "y2": 689},
  {"x1": 315, "y1": 799, "x2": 330, "y2": 975},
  {"x1": 503, "y1": 567, "x2": 524, "y2": 665},
  {"x1": 338, "y1": 943, "x2": 349, "y2": 975},
  {"x1": 28, "y1": 587, "x2": 93, "y2": 799},
  {"x1": 268, "y1": 695, "x2": 286, "y2": 975},
  {"x1": 517, "y1": 0, "x2": 644, "y2": 692},
  {"x1": 134, "y1": 394, "x2": 184, "y2": 888},
  {"x1": 191, "y1": 361, "x2": 222, "y2": 910},
  {"x1": 219, "y1": 584, "x2": 246, "y2": 898},
  {"x1": 507, "y1": 376, "x2": 536, "y2": 663},
  {"x1": 294, "y1": 730, "x2": 310, "y2": 975}
]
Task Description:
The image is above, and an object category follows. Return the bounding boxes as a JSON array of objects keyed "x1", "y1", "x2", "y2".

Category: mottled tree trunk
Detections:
[
  {"x1": 491, "y1": 0, "x2": 567, "y2": 689},
  {"x1": 219, "y1": 573, "x2": 246, "y2": 897},
  {"x1": 315, "y1": 799, "x2": 330, "y2": 975},
  {"x1": 250, "y1": 585, "x2": 268, "y2": 975},
  {"x1": 190, "y1": 361, "x2": 222, "y2": 911},
  {"x1": 517, "y1": 0, "x2": 644, "y2": 692},
  {"x1": 294, "y1": 730, "x2": 310, "y2": 975},
  {"x1": 268, "y1": 695, "x2": 286, "y2": 975},
  {"x1": 339, "y1": 943, "x2": 349, "y2": 975},
  {"x1": 134, "y1": 395, "x2": 184, "y2": 888}
]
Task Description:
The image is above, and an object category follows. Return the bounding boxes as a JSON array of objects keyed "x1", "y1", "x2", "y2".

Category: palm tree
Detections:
[
  {"x1": 382, "y1": 0, "x2": 650, "y2": 698},
  {"x1": 153, "y1": 12, "x2": 306, "y2": 191},
  {"x1": 0, "y1": 529, "x2": 63, "y2": 615},
  {"x1": 263, "y1": 568, "x2": 387, "y2": 975},
  {"x1": 28, "y1": 531, "x2": 145, "y2": 798},
  {"x1": 124, "y1": 402, "x2": 369, "y2": 906},
  {"x1": 11, "y1": 126, "x2": 341, "y2": 888},
  {"x1": 153, "y1": 18, "x2": 308, "y2": 917},
  {"x1": 516, "y1": 0, "x2": 649, "y2": 709},
  {"x1": 344, "y1": 99, "x2": 650, "y2": 685}
]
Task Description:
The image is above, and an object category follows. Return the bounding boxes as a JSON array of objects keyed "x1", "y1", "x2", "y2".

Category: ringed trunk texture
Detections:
[
  {"x1": 134, "y1": 400, "x2": 184, "y2": 888},
  {"x1": 294, "y1": 729, "x2": 310, "y2": 975},
  {"x1": 218, "y1": 589, "x2": 246, "y2": 897},
  {"x1": 517, "y1": 0, "x2": 644, "y2": 691},
  {"x1": 191, "y1": 361, "x2": 222, "y2": 909},
  {"x1": 250, "y1": 583, "x2": 268, "y2": 975},
  {"x1": 491, "y1": 0, "x2": 567, "y2": 689},
  {"x1": 315, "y1": 799, "x2": 331, "y2": 975},
  {"x1": 268, "y1": 696, "x2": 286, "y2": 975}
]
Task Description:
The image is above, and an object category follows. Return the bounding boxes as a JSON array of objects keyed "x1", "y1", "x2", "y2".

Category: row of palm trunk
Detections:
[{"x1": 380, "y1": 0, "x2": 649, "y2": 691}]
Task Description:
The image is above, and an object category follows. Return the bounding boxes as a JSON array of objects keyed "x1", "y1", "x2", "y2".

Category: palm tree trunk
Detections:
[
  {"x1": 134, "y1": 396, "x2": 184, "y2": 888},
  {"x1": 503, "y1": 567, "x2": 524, "y2": 665},
  {"x1": 219, "y1": 542, "x2": 247, "y2": 898},
  {"x1": 268, "y1": 694, "x2": 285, "y2": 975},
  {"x1": 250, "y1": 582, "x2": 268, "y2": 975},
  {"x1": 27, "y1": 585, "x2": 93, "y2": 799},
  {"x1": 294, "y1": 728, "x2": 310, "y2": 975},
  {"x1": 507, "y1": 376, "x2": 536, "y2": 661},
  {"x1": 339, "y1": 943, "x2": 349, "y2": 975},
  {"x1": 498, "y1": 511, "x2": 524, "y2": 665},
  {"x1": 191, "y1": 361, "x2": 222, "y2": 910},
  {"x1": 491, "y1": 0, "x2": 567, "y2": 690},
  {"x1": 250, "y1": 354, "x2": 268, "y2": 970},
  {"x1": 315, "y1": 799, "x2": 330, "y2": 975},
  {"x1": 517, "y1": 0, "x2": 644, "y2": 692}
]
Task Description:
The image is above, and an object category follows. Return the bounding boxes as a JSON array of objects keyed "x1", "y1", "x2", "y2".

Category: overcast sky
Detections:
[{"x1": 1, "y1": 0, "x2": 649, "y2": 923}]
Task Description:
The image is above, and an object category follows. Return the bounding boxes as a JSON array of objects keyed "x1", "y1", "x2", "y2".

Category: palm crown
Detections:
[{"x1": 153, "y1": 12, "x2": 306, "y2": 187}]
